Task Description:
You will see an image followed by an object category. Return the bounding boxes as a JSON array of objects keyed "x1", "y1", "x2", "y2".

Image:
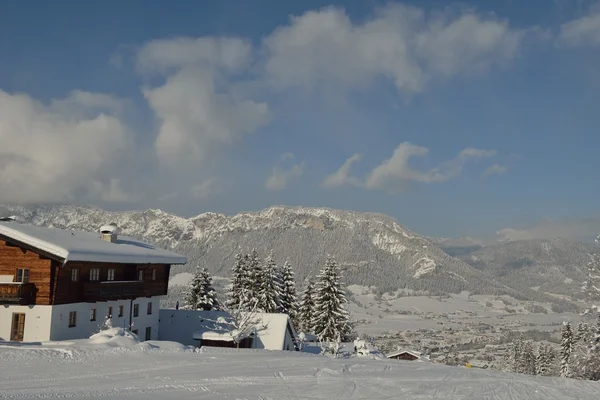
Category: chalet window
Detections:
[
  {"x1": 71, "y1": 268, "x2": 79, "y2": 282},
  {"x1": 138, "y1": 270, "x2": 144, "y2": 281},
  {"x1": 147, "y1": 302, "x2": 152, "y2": 315},
  {"x1": 90, "y1": 308, "x2": 96, "y2": 322},
  {"x1": 118, "y1": 305, "x2": 124, "y2": 317},
  {"x1": 89, "y1": 268, "x2": 100, "y2": 281},
  {"x1": 145, "y1": 327, "x2": 152, "y2": 341},
  {"x1": 107, "y1": 269, "x2": 115, "y2": 281},
  {"x1": 15, "y1": 268, "x2": 29, "y2": 283},
  {"x1": 107, "y1": 306, "x2": 113, "y2": 318},
  {"x1": 133, "y1": 304, "x2": 139, "y2": 317},
  {"x1": 68, "y1": 311, "x2": 77, "y2": 327},
  {"x1": 152, "y1": 269, "x2": 156, "y2": 281}
]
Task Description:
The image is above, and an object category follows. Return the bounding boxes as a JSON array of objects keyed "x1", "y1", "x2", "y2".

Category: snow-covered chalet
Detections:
[{"x1": 0, "y1": 221, "x2": 187, "y2": 342}]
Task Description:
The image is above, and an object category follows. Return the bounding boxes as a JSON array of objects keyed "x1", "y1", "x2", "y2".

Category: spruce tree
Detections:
[
  {"x1": 244, "y1": 249, "x2": 262, "y2": 309},
  {"x1": 183, "y1": 267, "x2": 217, "y2": 311},
  {"x1": 521, "y1": 341, "x2": 536, "y2": 375},
  {"x1": 298, "y1": 279, "x2": 316, "y2": 333},
  {"x1": 227, "y1": 253, "x2": 247, "y2": 309},
  {"x1": 508, "y1": 335, "x2": 524, "y2": 373},
  {"x1": 535, "y1": 344, "x2": 548, "y2": 376},
  {"x1": 312, "y1": 255, "x2": 353, "y2": 342},
  {"x1": 257, "y1": 252, "x2": 281, "y2": 313},
  {"x1": 561, "y1": 322, "x2": 574, "y2": 378},
  {"x1": 279, "y1": 260, "x2": 298, "y2": 323}
]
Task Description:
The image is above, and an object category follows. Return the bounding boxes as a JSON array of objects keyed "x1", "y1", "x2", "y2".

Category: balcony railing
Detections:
[
  {"x1": 83, "y1": 281, "x2": 165, "y2": 300},
  {"x1": 0, "y1": 283, "x2": 36, "y2": 304}
]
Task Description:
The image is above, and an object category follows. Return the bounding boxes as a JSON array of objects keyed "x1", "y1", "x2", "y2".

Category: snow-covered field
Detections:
[{"x1": 1, "y1": 337, "x2": 599, "y2": 399}]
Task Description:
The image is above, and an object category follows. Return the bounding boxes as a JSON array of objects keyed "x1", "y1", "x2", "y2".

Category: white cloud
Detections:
[
  {"x1": 263, "y1": 4, "x2": 530, "y2": 93},
  {"x1": 322, "y1": 154, "x2": 363, "y2": 188},
  {"x1": 191, "y1": 178, "x2": 219, "y2": 199},
  {"x1": 482, "y1": 163, "x2": 508, "y2": 178},
  {"x1": 364, "y1": 142, "x2": 496, "y2": 190},
  {"x1": 0, "y1": 90, "x2": 132, "y2": 204},
  {"x1": 138, "y1": 37, "x2": 271, "y2": 168},
  {"x1": 137, "y1": 37, "x2": 253, "y2": 75},
  {"x1": 496, "y1": 217, "x2": 600, "y2": 242},
  {"x1": 265, "y1": 153, "x2": 305, "y2": 190},
  {"x1": 558, "y1": 4, "x2": 600, "y2": 47}
]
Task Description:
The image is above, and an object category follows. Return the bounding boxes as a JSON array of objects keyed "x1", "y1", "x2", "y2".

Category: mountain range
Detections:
[{"x1": 0, "y1": 204, "x2": 592, "y2": 307}]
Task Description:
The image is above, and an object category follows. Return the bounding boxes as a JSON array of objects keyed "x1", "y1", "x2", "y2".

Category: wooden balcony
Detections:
[
  {"x1": 0, "y1": 283, "x2": 36, "y2": 305},
  {"x1": 83, "y1": 281, "x2": 166, "y2": 301}
]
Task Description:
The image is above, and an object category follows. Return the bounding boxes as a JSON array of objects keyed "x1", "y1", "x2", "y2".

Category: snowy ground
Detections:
[{"x1": 1, "y1": 339, "x2": 599, "y2": 399}]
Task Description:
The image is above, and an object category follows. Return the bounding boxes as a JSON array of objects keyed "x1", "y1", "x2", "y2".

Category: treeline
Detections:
[{"x1": 181, "y1": 250, "x2": 354, "y2": 342}]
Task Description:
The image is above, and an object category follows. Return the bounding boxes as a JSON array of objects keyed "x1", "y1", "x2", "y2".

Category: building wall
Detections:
[
  {"x1": 0, "y1": 304, "x2": 52, "y2": 342},
  {"x1": 49, "y1": 296, "x2": 160, "y2": 341},
  {"x1": 158, "y1": 309, "x2": 206, "y2": 346},
  {"x1": 0, "y1": 296, "x2": 161, "y2": 342},
  {"x1": 0, "y1": 239, "x2": 53, "y2": 305},
  {"x1": 158, "y1": 309, "x2": 296, "y2": 350}
]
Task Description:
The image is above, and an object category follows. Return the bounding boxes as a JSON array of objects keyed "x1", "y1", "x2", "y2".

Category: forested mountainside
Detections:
[{"x1": 1, "y1": 204, "x2": 577, "y2": 304}]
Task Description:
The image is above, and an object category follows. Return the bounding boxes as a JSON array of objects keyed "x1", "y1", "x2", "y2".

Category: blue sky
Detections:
[{"x1": 1, "y1": 0, "x2": 600, "y2": 241}]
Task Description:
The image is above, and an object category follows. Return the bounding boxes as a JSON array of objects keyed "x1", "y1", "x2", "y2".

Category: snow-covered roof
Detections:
[
  {"x1": 386, "y1": 348, "x2": 421, "y2": 359},
  {"x1": 0, "y1": 222, "x2": 187, "y2": 265},
  {"x1": 248, "y1": 312, "x2": 296, "y2": 351},
  {"x1": 189, "y1": 311, "x2": 296, "y2": 350}
]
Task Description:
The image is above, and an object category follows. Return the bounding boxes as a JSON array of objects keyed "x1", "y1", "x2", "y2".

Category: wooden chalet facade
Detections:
[{"x1": 0, "y1": 222, "x2": 186, "y2": 342}]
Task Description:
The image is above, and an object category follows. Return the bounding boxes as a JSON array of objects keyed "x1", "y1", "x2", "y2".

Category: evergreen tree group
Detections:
[
  {"x1": 225, "y1": 250, "x2": 354, "y2": 343},
  {"x1": 226, "y1": 249, "x2": 298, "y2": 319},
  {"x1": 504, "y1": 337, "x2": 556, "y2": 377},
  {"x1": 183, "y1": 266, "x2": 218, "y2": 311}
]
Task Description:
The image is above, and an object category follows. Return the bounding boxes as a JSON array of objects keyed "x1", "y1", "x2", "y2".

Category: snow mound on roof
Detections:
[{"x1": 89, "y1": 328, "x2": 140, "y2": 347}]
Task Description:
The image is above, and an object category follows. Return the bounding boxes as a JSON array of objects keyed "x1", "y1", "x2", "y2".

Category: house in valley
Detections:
[
  {"x1": 159, "y1": 309, "x2": 298, "y2": 351},
  {"x1": 386, "y1": 348, "x2": 429, "y2": 361},
  {"x1": 0, "y1": 222, "x2": 186, "y2": 342}
]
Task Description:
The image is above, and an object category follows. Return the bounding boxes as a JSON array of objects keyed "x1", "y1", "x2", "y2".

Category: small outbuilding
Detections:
[{"x1": 386, "y1": 348, "x2": 427, "y2": 361}]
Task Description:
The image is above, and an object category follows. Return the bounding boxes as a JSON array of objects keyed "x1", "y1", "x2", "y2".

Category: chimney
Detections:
[{"x1": 99, "y1": 223, "x2": 119, "y2": 243}]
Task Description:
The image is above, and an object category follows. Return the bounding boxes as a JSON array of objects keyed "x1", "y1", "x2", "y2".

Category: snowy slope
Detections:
[
  {"x1": 441, "y1": 238, "x2": 596, "y2": 299},
  {"x1": 0, "y1": 204, "x2": 534, "y2": 299},
  {"x1": 1, "y1": 341, "x2": 598, "y2": 399}
]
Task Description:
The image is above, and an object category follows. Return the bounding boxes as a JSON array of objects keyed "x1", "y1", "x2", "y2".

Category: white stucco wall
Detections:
[
  {"x1": 0, "y1": 296, "x2": 161, "y2": 343},
  {"x1": 158, "y1": 309, "x2": 206, "y2": 346},
  {"x1": 49, "y1": 296, "x2": 161, "y2": 341},
  {"x1": 0, "y1": 304, "x2": 52, "y2": 342}
]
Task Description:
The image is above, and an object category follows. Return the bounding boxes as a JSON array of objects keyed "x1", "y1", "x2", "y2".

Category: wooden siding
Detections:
[
  {"x1": 0, "y1": 239, "x2": 172, "y2": 305},
  {"x1": 52, "y1": 262, "x2": 170, "y2": 305},
  {"x1": 0, "y1": 239, "x2": 53, "y2": 305}
]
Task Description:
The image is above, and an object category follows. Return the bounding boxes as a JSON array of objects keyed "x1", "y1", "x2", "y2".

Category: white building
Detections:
[
  {"x1": 159, "y1": 309, "x2": 298, "y2": 351},
  {"x1": 0, "y1": 222, "x2": 186, "y2": 342}
]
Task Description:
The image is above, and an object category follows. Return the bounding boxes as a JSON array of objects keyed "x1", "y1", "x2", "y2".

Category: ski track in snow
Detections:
[{"x1": 1, "y1": 345, "x2": 599, "y2": 400}]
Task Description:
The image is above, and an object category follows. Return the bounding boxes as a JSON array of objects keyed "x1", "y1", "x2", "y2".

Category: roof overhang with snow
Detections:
[{"x1": 0, "y1": 222, "x2": 187, "y2": 265}]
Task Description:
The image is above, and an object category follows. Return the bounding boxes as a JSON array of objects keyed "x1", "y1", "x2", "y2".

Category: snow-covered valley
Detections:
[{"x1": 1, "y1": 339, "x2": 599, "y2": 399}]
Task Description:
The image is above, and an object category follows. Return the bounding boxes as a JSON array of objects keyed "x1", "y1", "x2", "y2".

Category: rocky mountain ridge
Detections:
[{"x1": 0, "y1": 204, "x2": 584, "y2": 306}]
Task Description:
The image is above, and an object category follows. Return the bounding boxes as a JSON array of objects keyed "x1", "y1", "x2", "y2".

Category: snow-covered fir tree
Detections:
[
  {"x1": 278, "y1": 260, "x2": 298, "y2": 323},
  {"x1": 183, "y1": 267, "x2": 218, "y2": 311},
  {"x1": 505, "y1": 335, "x2": 523, "y2": 373},
  {"x1": 521, "y1": 341, "x2": 537, "y2": 375},
  {"x1": 245, "y1": 249, "x2": 263, "y2": 308},
  {"x1": 312, "y1": 255, "x2": 353, "y2": 342},
  {"x1": 257, "y1": 252, "x2": 282, "y2": 313},
  {"x1": 535, "y1": 344, "x2": 556, "y2": 376},
  {"x1": 227, "y1": 253, "x2": 248, "y2": 309},
  {"x1": 298, "y1": 279, "x2": 316, "y2": 333},
  {"x1": 561, "y1": 322, "x2": 574, "y2": 378}
]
